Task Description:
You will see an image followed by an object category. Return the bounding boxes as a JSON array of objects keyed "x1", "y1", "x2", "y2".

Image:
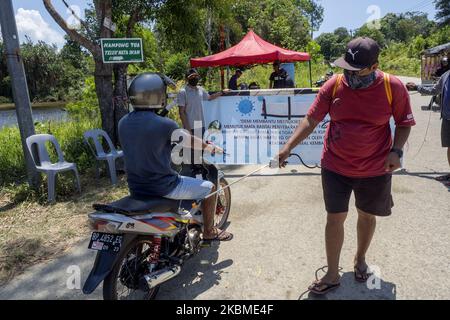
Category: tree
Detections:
[
  {"x1": 231, "y1": 0, "x2": 318, "y2": 51},
  {"x1": 434, "y1": 0, "x2": 450, "y2": 26},
  {"x1": 0, "y1": 40, "x2": 12, "y2": 100},
  {"x1": 315, "y1": 32, "x2": 341, "y2": 61},
  {"x1": 355, "y1": 24, "x2": 386, "y2": 47},
  {"x1": 43, "y1": 0, "x2": 164, "y2": 145},
  {"x1": 295, "y1": 0, "x2": 324, "y2": 37},
  {"x1": 380, "y1": 12, "x2": 435, "y2": 43},
  {"x1": 334, "y1": 27, "x2": 351, "y2": 44}
]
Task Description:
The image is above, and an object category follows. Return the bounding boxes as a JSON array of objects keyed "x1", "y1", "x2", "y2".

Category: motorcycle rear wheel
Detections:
[{"x1": 103, "y1": 237, "x2": 160, "y2": 300}]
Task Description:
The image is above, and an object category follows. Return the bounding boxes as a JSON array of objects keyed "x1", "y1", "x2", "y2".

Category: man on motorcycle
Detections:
[{"x1": 119, "y1": 73, "x2": 233, "y2": 242}]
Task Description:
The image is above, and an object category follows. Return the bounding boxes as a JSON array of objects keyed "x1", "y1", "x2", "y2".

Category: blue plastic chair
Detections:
[
  {"x1": 83, "y1": 129, "x2": 124, "y2": 185},
  {"x1": 26, "y1": 134, "x2": 81, "y2": 203}
]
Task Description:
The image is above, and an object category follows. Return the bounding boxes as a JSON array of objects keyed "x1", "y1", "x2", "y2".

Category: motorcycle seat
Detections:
[{"x1": 93, "y1": 195, "x2": 181, "y2": 216}]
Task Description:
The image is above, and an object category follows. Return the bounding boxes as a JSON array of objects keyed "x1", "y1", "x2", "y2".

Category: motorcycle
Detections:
[
  {"x1": 82, "y1": 159, "x2": 231, "y2": 300},
  {"x1": 314, "y1": 71, "x2": 334, "y2": 87}
]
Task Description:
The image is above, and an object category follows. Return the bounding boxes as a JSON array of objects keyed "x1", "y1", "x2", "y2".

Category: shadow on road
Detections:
[
  {"x1": 157, "y1": 244, "x2": 233, "y2": 300},
  {"x1": 299, "y1": 272, "x2": 396, "y2": 300}
]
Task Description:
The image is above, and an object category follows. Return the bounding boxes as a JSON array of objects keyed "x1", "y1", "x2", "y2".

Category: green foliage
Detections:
[
  {"x1": 427, "y1": 25, "x2": 450, "y2": 48},
  {"x1": 434, "y1": 0, "x2": 450, "y2": 26},
  {"x1": 355, "y1": 24, "x2": 386, "y2": 48},
  {"x1": 0, "y1": 116, "x2": 100, "y2": 188},
  {"x1": 65, "y1": 76, "x2": 99, "y2": 119},
  {"x1": 306, "y1": 40, "x2": 323, "y2": 63},
  {"x1": 0, "y1": 96, "x2": 12, "y2": 104},
  {"x1": 379, "y1": 42, "x2": 421, "y2": 77},
  {"x1": 315, "y1": 33, "x2": 342, "y2": 61},
  {"x1": 164, "y1": 53, "x2": 190, "y2": 80},
  {"x1": 231, "y1": 0, "x2": 314, "y2": 51},
  {"x1": 0, "y1": 37, "x2": 89, "y2": 103}
]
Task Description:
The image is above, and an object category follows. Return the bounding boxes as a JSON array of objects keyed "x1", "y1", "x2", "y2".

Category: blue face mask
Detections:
[{"x1": 344, "y1": 70, "x2": 376, "y2": 90}]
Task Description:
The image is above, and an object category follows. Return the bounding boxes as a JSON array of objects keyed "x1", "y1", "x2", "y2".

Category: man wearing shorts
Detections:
[
  {"x1": 278, "y1": 37, "x2": 415, "y2": 294},
  {"x1": 119, "y1": 100, "x2": 233, "y2": 242}
]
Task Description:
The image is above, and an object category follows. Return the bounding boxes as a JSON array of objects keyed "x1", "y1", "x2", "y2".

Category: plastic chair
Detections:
[
  {"x1": 83, "y1": 129, "x2": 124, "y2": 185},
  {"x1": 26, "y1": 134, "x2": 81, "y2": 203}
]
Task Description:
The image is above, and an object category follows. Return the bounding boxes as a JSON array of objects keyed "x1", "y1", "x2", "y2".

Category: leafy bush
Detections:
[
  {"x1": 0, "y1": 96, "x2": 12, "y2": 104},
  {"x1": 379, "y1": 42, "x2": 421, "y2": 77},
  {"x1": 164, "y1": 52, "x2": 190, "y2": 81},
  {"x1": 66, "y1": 76, "x2": 99, "y2": 119}
]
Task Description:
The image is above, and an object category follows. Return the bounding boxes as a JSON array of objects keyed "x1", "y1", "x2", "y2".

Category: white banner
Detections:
[{"x1": 202, "y1": 89, "x2": 327, "y2": 165}]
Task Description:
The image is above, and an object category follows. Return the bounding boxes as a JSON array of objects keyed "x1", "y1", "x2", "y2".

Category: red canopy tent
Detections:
[
  {"x1": 190, "y1": 29, "x2": 310, "y2": 67},
  {"x1": 190, "y1": 30, "x2": 312, "y2": 88}
]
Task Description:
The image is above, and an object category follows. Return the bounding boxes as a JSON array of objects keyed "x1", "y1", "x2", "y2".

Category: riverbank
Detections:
[{"x1": 0, "y1": 101, "x2": 66, "y2": 111}]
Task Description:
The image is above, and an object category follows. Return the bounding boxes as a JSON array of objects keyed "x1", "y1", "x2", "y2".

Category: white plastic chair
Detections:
[
  {"x1": 26, "y1": 134, "x2": 81, "y2": 203},
  {"x1": 83, "y1": 129, "x2": 124, "y2": 185}
]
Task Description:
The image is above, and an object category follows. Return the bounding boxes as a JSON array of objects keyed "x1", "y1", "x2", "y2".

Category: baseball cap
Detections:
[
  {"x1": 334, "y1": 37, "x2": 380, "y2": 71},
  {"x1": 186, "y1": 68, "x2": 200, "y2": 79}
]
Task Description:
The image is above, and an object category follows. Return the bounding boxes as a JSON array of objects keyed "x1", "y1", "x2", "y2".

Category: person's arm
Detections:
[
  {"x1": 407, "y1": 74, "x2": 444, "y2": 96},
  {"x1": 277, "y1": 116, "x2": 320, "y2": 166},
  {"x1": 178, "y1": 105, "x2": 191, "y2": 131},
  {"x1": 385, "y1": 126, "x2": 411, "y2": 172},
  {"x1": 386, "y1": 79, "x2": 416, "y2": 172},
  {"x1": 176, "y1": 128, "x2": 223, "y2": 153},
  {"x1": 208, "y1": 91, "x2": 223, "y2": 101}
]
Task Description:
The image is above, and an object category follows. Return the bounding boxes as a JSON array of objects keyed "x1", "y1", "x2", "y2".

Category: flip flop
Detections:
[
  {"x1": 203, "y1": 229, "x2": 234, "y2": 242},
  {"x1": 435, "y1": 174, "x2": 450, "y2": 182},
  {"x1": 308, "y1": 280, "x2": 340, "y2": 295},
  {"x1": 354, "y1": 265, "x2": 373, "y2": 283}
]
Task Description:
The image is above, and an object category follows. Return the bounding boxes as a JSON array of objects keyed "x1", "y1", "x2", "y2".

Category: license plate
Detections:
[{"x1": 88, "y1": 232, "x2": 123, "y2": 253}]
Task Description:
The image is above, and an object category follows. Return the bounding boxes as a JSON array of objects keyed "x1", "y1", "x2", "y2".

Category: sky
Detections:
[
  {"x1": 1, "y1": 0, "x2": 439, "y2": 48},
  {"x1": 316, "y1": 0, "x2": 438, "y2": 35}
]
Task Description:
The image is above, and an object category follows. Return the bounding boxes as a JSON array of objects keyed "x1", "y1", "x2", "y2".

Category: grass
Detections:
[
  {"x1": 0, "y1": 117, "x2": 100, "y2": 187},
  {"x1": 0, "y1": 173, "x2": 129, "y2": 285}
]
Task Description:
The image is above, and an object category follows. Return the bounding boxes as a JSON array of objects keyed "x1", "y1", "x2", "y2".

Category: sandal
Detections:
[
  {"x1": 435, "y1": 174, "x2": 450, "y2": 182},
  {"x1": 354, "y1": 265, "x2": 373, "y2": 283},
  {"x1": 308, "y1": 280, "x2": 340, "y2": 295},
  {"x1": 203, "y1": 228, "x2": 233, "y2": 242}
]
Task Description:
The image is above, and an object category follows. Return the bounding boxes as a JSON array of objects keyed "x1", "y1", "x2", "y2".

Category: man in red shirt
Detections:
[{"x1": 278, "y1": 37, "x2": 415, "y2": 295}]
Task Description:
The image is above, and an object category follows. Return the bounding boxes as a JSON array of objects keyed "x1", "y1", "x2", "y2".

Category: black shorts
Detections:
[
  {"x1": 442, "y1": 119, "x2": 450, "y2": 148},
  {"x1": 321, "y1": 168, "x2": 394, "y2": 216}
]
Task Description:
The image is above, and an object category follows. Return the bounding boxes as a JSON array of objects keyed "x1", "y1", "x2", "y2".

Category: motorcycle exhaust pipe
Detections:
[{"x1": 144, "y1": 265, "x2": 182, "y2": 289}]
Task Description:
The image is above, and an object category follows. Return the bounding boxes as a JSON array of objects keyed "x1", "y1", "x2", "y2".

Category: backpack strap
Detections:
[
  {"x1": 332, "y1": 74, "x2": 344, "y2": 99},
  {"x1": 383, "y1": 72, "x2": 393, "y2": 107},
  {"x1": 332, "y1": 72, "x2": 393, "y2": 108}
]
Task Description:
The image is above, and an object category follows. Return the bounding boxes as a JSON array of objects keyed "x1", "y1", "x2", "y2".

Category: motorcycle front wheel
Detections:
[
  {"x1": 103, "y1": 237, "x2": 160, "y2": 300},
  {"x1": 214, "y1": 178, "x2": 231, "y2": 230}
]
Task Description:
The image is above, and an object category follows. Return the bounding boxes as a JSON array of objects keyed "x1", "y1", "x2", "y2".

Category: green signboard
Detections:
[{"x1": 100, "y1": 38, "x2": 143, "y2": 63}]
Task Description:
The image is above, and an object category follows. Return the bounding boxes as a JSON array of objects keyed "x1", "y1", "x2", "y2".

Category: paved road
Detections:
[{"x1": 1, "y1": 78, "x2": 449, "y2": 300}]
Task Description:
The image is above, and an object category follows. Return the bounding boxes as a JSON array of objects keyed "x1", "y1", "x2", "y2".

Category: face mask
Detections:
[
  {"x1": 344, "y1": 70, "x2": 376, "y2": 90},
  {"x1": 188, "y1": 77, "x2": 199, "y2": 86}
]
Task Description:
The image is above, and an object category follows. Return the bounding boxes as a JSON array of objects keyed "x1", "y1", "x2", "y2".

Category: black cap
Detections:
[
  {"x1": 334, "y1": 37, "x2": 380, "y2": 71},
  {"x1": 186, "y1": 68, "x2": 200, "y2": 79}
]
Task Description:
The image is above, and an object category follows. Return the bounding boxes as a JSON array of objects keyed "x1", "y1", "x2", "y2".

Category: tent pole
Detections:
[{"x1": 309, "y1": 60, "x2": 313, "y2": 88}]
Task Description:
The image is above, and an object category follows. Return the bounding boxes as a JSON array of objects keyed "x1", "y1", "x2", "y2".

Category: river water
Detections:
[{"x1": 0, "y1": 108, "x2": 68, "y2": 129}]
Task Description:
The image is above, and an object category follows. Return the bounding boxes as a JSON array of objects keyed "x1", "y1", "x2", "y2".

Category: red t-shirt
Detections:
[{"x1": 307, "y1": 71, "x2": 416, "y2": 178}]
